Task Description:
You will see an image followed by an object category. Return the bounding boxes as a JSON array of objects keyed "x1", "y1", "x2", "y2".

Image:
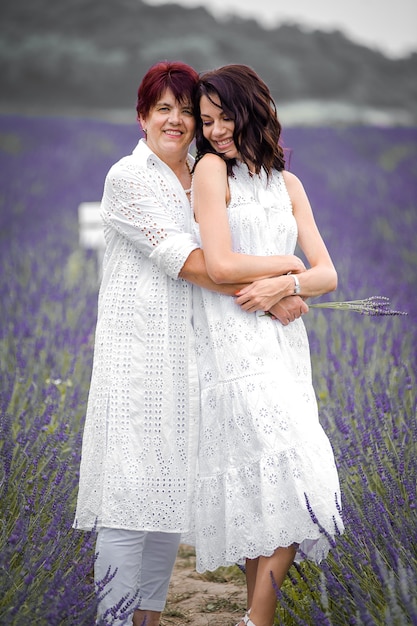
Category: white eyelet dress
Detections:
[
  {"x1": 190, "y1": 162, "x2": 344, "y2": 572},
  {"x1": 74, "y1": 139, "x2": 200, "y2": 534}
]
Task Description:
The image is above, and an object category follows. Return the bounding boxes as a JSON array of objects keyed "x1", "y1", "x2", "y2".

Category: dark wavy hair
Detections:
[
  {"x1": 194, "y1": 64, "x2": 285, "y2": 176},
  {"x1": 136, "y1": 60, "x2": 199, "y2": 118}
]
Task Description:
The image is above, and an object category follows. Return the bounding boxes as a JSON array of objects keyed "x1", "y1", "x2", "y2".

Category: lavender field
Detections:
[{"x1": 0, "y1": 114, "x2": 416, "y2": 625}]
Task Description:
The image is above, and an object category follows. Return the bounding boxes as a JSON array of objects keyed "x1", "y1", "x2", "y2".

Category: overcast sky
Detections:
[{"x1": 144, "y1": 0, "x2": 417, "y2": 58}]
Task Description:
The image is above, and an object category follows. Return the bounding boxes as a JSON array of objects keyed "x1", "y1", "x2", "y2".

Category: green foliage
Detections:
[{"x1": 1, "y1": 0, "x2": 416, "y2": 121}]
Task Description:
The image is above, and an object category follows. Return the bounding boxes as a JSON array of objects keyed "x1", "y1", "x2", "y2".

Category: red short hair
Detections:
[{"x1": 137, "y1": 61, "x2": 199, "y2": 118}]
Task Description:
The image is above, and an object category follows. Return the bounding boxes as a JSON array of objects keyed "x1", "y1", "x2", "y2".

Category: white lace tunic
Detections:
[
  {"x1": 74, "y1": 139, "x2": 200, "y2": 533},
  {"x1": 191, "y1": 162, "x2": 344, "y2": 572}
]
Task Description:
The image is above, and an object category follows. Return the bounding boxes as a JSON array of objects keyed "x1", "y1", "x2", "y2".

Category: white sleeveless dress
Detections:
[{"x1": 191, "y1": 162, "x2": 344, "y2": 572}]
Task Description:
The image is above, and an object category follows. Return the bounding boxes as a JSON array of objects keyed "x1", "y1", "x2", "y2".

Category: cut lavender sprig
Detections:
[{"x1": 309, "y1": 296, "x2": 407, "y2": 317}]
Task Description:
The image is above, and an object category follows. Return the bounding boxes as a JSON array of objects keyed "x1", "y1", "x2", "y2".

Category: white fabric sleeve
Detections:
[
  {"x1": 101, "y1": 160, "x2": 198, "y2": 277},
  {"x1": 149, "y1": 232, "x2": 199, "y2": 279}
]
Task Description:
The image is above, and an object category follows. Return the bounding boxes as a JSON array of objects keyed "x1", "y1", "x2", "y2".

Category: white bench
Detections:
[{"x1": 78, "y1": 202, "x2": 106, "y2": 277}]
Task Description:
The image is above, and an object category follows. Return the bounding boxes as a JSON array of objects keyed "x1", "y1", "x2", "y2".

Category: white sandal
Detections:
[{"x1": 235, "y1": 611, "x2": 254, "y2": 626}]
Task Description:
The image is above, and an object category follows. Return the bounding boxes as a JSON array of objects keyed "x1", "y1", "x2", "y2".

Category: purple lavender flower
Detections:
[
  {"x1": 309, "y1": 296, "x2": 408, "y2": 316},
  {"x1": 1, "y1": 116, "x2": 416, "y2": 625}
]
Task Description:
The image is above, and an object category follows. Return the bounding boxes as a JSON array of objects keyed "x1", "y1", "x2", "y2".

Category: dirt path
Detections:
[{"x1": 161, "y1": 545, "x2": 247, "y2": 626}]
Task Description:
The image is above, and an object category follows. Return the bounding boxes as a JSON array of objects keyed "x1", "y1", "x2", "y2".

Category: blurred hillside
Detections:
[{"x1": 1, "y1": 0, "x2": 416, "y2": 125}]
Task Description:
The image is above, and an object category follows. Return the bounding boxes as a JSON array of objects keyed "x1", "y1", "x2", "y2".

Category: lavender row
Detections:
[{"x1": 0, "y1": 115, "x2": 416, "y2": 624}]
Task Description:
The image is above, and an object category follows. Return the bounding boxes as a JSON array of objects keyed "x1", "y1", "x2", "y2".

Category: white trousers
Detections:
[{"x1": 95, "y1": 528, "x2": 181, "y2": 625}]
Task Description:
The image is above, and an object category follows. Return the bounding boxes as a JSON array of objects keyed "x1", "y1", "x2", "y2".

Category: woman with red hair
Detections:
[{"x1": 73, "y1": 60, "x2": 243, "y2": 626}]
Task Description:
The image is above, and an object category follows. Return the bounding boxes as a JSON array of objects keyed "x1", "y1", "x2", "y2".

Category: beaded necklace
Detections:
[{"x1": 183, "y1": 160, "x2": 192, "y2": 194}]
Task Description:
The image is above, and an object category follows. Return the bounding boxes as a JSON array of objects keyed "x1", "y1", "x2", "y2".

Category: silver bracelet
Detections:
[{"x1": 290, "y1": 273, "x2": 300, "y2": 295}]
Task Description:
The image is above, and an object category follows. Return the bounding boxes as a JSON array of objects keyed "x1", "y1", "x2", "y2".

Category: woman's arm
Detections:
[
  {"x1": 103, "y1": 162, "x2": 200, "y2": 279},
  {"x1": 235, "y1": 170, "x2": 337, "y2": 314},
  {"x1": 104, "y1": 159, "x2": 247, "y2": 295},
  {"x1": 283, "y1": 170, "x2": 337, "y2": 297},
  {"x1": 179, "y1": 248, "x2": 246, "y2": 295},
  {"x1": 193, "y1": 153, "x2": 306, "y2": 287}
]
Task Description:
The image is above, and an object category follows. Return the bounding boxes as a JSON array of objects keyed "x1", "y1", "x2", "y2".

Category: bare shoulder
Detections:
[
  {"x1": 281, "y1": 169, "x2": 304, "y2": 193},
  {"x1": 195, "y1": 153, "x2": 227, "y2": 176}
]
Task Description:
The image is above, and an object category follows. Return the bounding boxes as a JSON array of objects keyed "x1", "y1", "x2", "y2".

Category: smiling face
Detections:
[
  {"x1": 139, "y1": 88, "x2": 195, "y2": 162},
  {"x1": 199, "y1": 92, "x2": 239, "y2": 160}
]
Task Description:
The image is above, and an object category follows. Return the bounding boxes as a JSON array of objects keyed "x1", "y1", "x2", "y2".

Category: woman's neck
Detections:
[
  {"x1": 143, "y1": 139, "x2": 191, "y2": 192},
  {"x1": 171, "y1": 158, "x2": 192, "y2": 193}
]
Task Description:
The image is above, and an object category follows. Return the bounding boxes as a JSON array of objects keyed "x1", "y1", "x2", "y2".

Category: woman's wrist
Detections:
[
  {"x1": 273, "y1": 255, "x2": 304, "y2": 277},
  {"x1": 290, "y1": 273, "x2": 301, "y2": 294}
]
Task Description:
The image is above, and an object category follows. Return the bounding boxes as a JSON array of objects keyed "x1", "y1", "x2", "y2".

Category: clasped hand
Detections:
[{"x1": 235, "y1": 275, "x2": 309, "y2": 326}]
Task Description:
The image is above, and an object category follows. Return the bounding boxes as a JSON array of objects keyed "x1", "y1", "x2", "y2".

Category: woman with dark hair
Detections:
[{"x1": 190, "y1": 64, "x2": 344, "y2": 626}]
